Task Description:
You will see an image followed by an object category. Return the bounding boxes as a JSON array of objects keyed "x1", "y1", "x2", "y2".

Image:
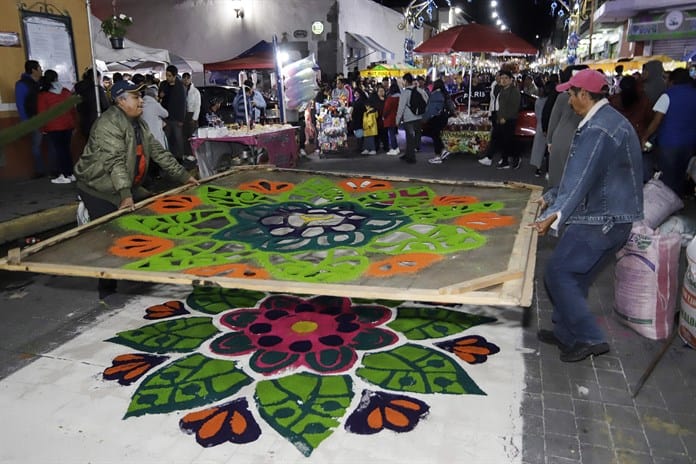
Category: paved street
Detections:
[{"x1": 0, "y1": 137, "x2": 694, "y2": 463}]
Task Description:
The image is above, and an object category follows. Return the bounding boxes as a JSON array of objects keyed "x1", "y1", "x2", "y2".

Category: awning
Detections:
[{"x1": 346, "y1": 32, "x2": 395, "y2": 61}]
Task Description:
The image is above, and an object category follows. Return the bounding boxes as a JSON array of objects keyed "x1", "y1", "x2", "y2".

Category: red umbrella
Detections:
[{"x1": 414, "y1": 23, "x2": 537, "y2": 55}]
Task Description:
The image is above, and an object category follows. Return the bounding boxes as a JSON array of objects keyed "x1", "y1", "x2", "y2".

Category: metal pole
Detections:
[
  {"x1": 467, "y1": 53, "x2": 473, "y2": 116},
  {"x1": 85, "y1": 0, "x2": 102, "y2": 118},
  {"x1": 239, "y1": 71, "x2": 250, "y2": 129},
  {"x1": 588, "y1": 0, "x2": 596, "y2": 59}
]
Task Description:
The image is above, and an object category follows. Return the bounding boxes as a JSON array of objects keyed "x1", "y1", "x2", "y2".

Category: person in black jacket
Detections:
[
  {"x1": 74, "y1": 68, "x2": 110, "y2": 140},
  {"x1": 159, "y1": 65, "x2": 187, "y2": 160},
  {"x1": 14, "y1": 60, "x2": 45, "y2": 176}
]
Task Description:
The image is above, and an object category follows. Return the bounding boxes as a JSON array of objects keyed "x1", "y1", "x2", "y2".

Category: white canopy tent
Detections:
[{"x1": 89, "y1": 14, "x2": 170, "y2": 64}]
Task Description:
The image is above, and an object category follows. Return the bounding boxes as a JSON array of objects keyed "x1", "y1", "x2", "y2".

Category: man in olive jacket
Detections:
[{"x1": 74, "y1": 80, "x2": 198, "y2": 299}]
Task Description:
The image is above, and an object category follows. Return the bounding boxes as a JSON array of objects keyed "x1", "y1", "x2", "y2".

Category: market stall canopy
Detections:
[
  {"x1": 105, "y1": 54, "x2": 203, "y2": 74},
  {"x1": 360, "y1": 63, "x2": 427, "y2": 78},
  {"x1": 204, "y1": 40, "x2": 275, "y2": 71},
  {"x1": 413, "y1": 23, "x2": 537, "y2": 55},
  {"x1": 90, "y1": 14, "x2": 170, "y2": 64},
  {"x1": 585, "y1": 55, "x2": 686, "y2": 73},
  {"x1": 346, "y1": 32, "x2": 395, "y2": 61}
]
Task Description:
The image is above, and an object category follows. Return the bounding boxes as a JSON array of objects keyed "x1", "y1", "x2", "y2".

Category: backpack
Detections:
[{"x1": 408, "y1": 87, "x2": 426, "y2": 115}]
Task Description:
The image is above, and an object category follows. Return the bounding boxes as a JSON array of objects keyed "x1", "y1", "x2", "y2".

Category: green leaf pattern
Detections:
[
  {"x1": 126, "y1": 353, "x2": 252, "y2": 418},
  {"x1": 388, "y1": 306, "x2": 497, "y2": 340},
  {"x1": 255, "y1": 373, "x2": 353, "y2": 456},
  {"x1": 357, "y1": 344, "x2": 485, "y2": 395},
  {"x1": 107, "y1": 317, "x2": 219, "y2": 352}
]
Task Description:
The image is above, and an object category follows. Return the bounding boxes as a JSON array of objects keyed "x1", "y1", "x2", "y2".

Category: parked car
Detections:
[{"x1": 197, "y1": 85, "x2": 238, "y2": 126}]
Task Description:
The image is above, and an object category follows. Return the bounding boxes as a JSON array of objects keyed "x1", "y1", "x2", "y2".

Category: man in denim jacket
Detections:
[{"x1": 532, "y1": 69, "x2": 643, "y2": 362}]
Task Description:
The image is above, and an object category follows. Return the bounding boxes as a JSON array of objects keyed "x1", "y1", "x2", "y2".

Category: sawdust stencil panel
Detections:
[{"x1": 0, "y1": 168, "x2": 540, "y2": 306}]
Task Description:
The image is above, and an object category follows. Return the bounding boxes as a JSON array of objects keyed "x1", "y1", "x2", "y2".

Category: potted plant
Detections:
[{"x1": 101, "y1": 13, "x2": 133, "y2": 49}]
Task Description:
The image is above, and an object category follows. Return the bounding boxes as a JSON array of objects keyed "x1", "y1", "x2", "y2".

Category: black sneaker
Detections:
[
  {"x1": 511, "y1": 158, "x2": 521, "y2": 170},
  {"x1": 534, "y1": 168, "x2": 543, "y2": 177},
  {"x1": 496, "y1": 160, "x2": 510, "y2": 169}
]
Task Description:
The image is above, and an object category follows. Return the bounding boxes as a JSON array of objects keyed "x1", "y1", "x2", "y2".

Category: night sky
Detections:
[{"x1": 374, "y1": 0, "x2": 557, "y2": 46}]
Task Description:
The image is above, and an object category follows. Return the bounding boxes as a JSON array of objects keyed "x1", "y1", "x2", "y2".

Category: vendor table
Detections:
[
  {"x1": 441, "y1": 112, "x2": 492, "y2": 155},
  {"x1": 190, "y1": 125, "x2": 298, "y2": 178},
  {"x1": 442, "y1": 129, "x2": 491, "y2": 154}
]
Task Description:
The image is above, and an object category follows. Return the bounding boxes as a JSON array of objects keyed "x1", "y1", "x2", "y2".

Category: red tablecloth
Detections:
[{"x1": 190, "y1": 127, "x2": 298, "y2": 177}]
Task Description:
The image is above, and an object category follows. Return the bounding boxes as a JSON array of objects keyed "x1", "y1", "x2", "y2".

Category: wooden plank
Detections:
[
  {"x1": 437, "y1": 270, "x2": 524, "y2": 295},
  {"x1": 0, "y1": 167, "x2": 540, "y2": 308},
  {"x1": 501, "y1": 188, "x2": 542, "y2": 306},
  {"x1": 0, "y1": 259, "x2": 521, "y2": 306}
]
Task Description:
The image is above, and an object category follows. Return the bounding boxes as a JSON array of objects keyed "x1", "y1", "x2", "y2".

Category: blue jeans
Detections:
[
  {"x1": 31, "y1": 130, "x2": 46, "y2": 175},
  {"x1": 387, "y1": 127, "x2": 399, "y2": 150},
  {"x1": 544, "y1": 223, "x2": 631, "y2": 347},
  {"x1": 364, "y1": 136, "x2": 375, "y2": 151},
  {"x1": 656, "y1": 146, "x2": 693, "y2": 196}
]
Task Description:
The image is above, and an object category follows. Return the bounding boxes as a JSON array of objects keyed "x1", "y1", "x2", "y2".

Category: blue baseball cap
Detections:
[{"x1": 111, "y1": 80, "x2": 144, "y2": 98}]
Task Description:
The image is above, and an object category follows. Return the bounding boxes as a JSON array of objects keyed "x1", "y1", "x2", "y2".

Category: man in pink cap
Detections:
[{"x1": 531, "y1": 69, "x2": 643, "y2": 362}]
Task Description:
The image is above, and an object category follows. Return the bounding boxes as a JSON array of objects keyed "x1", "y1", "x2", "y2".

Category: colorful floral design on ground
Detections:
[
  {"x1": 111, "y1": 177, "x2": 516, "y2": 283},
  {"x1": 103, "y1": 288, "x2": 500, "y2": 456}
]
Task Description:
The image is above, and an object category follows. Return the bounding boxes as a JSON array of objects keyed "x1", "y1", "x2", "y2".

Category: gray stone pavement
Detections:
[{"x1": 0, "y1": 135, "x2": 695, "y2": 463}]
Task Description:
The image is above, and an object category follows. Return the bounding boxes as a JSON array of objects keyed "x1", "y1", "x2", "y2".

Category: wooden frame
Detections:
[{"x1": 0, "y1": 167, "x2": 541, "y2": 307}]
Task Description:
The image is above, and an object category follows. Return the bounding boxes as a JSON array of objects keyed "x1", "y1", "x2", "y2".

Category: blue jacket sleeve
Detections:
[
  {"x1": 14, "y1": 81, "x2": 29, "y2": 120},
  {"x1": 538, "y1": 126, "x2": 609, "y2": 223}
]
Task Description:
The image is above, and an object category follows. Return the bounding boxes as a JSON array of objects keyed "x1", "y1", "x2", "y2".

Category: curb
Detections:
[{"x1": 0, "y1": 204, "x2": 77, "y2": 245}]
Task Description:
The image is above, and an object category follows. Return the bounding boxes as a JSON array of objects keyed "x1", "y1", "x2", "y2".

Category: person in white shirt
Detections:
[
  {"x1": 182, "y1": 72, "x2": 201, "y2": 160},
  {"x1": 141, "y1": 85, "x2": 169, "y2": 149}
]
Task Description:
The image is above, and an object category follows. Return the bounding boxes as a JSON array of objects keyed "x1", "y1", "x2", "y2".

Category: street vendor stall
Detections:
[
  {"x1": 190, "y1": 124, "x2": 298, "y2": 178},
  {"x1": 315, "y1": 100, "x2": 352, "y2": 155},
  {"x1": 414, "y1": 24, "x2": 536, "y2": 155},
  {"x1": 359, "y1": 63, "x2": 427, "y2": 79},
  {"x1": 584, "y1": 55, "x2": 686, "y2": 73},
  {"x1": 442, "y1": 111, "x2": 492, "y2": 154}
]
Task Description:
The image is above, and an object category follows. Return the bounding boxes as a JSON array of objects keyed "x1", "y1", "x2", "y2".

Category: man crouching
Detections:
[{"x1": 74, "y1": 80, "x2": 199, "y2": 300}]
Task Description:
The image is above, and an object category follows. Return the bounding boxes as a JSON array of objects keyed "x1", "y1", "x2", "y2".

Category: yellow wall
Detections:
[
  {"x1": 0, "y1": 0, "x2": 91, "y2": 178},
  {"x1": 0, "y1": 0, "x2": 91, "y2": 113}
]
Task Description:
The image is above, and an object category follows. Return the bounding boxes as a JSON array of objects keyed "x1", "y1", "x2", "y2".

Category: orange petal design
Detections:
[
  {"x1": 390, "y1": 399, "x2": 422, "y2": 411},
  {"x1": 148, "y1": 195, "x2": 201, "y2": 214},
  {"x1": 433, "y1": 195, "x2": 479, "y2": 206},
  {"x1": 109, "y1": 235, "x2": 175, "y2": 258},
  {"x1": 366, "y1": 408, "x2": 384, "y2": 430},
  {"x1": 112, "y1": 353, "x2": 146, "y2": 363},
  {"x1": 366, "y1": 253, "x2": 443, "y2": 277},
  {"x1": 338, "y1": 177, "x2": 393, "y2": 193},
  {"x1": 455, "y1": 212, "x2": 516, "y2": 230},
  {"x1": 237, "y1": 179, "x2": 294, "y2": 194},
  {"x1": 182, "y1": 407, "x2": 220, "y2": 424},
  {"x1": 229, "y1": 410, "x2": 248, "y2": 435},
  {"x1": 384, "y1": 407, "x2": 410, "y2": 428},
  {"x1": 199, "y1": 411, "x2": 227, "y2": 440},
  {"x1": 183, "y1": 263, "x2": 270, "y2": 279}
]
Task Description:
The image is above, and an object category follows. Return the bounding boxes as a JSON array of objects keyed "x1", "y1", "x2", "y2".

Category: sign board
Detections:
[{"x1": 627, "y1": 10, "x2": 696, "y2": 41}]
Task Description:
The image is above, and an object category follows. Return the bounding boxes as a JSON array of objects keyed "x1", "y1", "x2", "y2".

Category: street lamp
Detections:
[{"x1": 231, "y1": 0, "x2": 244, "y2": 18}]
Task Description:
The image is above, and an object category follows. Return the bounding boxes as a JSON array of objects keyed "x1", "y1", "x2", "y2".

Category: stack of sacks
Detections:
[{"x1": 614, "y1": 178, "x2": 683, "y2": 340}]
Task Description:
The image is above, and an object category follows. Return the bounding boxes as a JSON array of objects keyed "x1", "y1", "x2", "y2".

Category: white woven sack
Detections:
[
  {"x1": 614, "y1": 225, "x2": 681, "y2": 340},
  {"x1": 641, "y1": 179, "x2": 684, "y2": 229}
]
